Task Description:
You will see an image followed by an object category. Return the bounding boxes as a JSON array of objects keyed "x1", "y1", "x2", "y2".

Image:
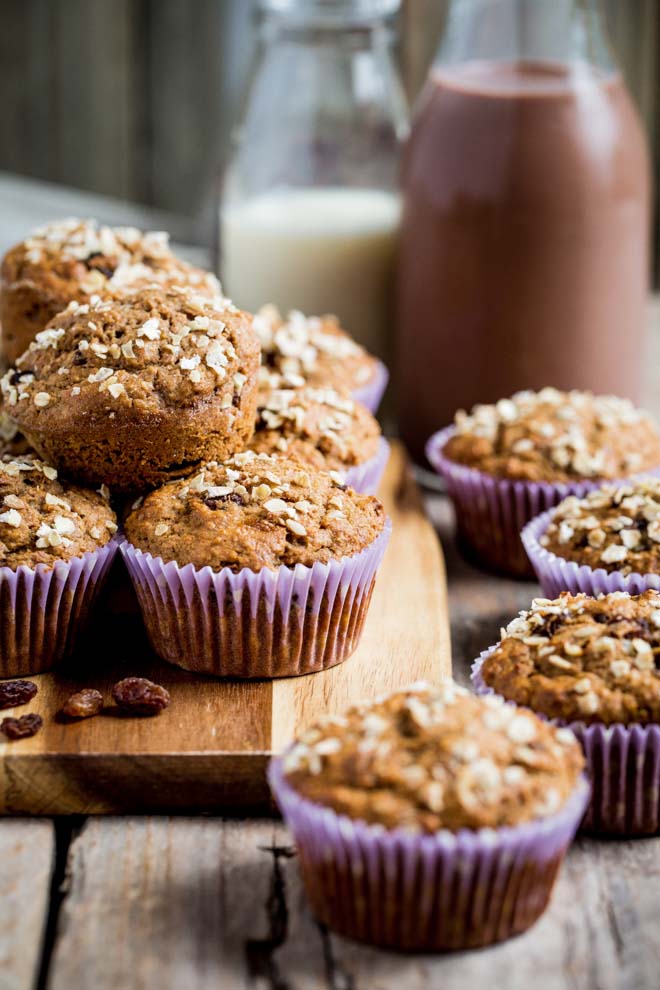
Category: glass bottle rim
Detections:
[{"x1": 259, "y1": 0, "x2": 401, "y2": 27}]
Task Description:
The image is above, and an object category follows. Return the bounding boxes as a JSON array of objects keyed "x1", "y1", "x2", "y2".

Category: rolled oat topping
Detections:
[
  {"x1": 540, "y1": 480, "x2": 660, "y2": 575},
  {"x1": 249, "y1": 385, "x2": 381, "y2": 472},
  {"x1": 444, "y1": 388, "x2": 660, "y2": 482},
  {"x1": 0, "y1": 288, "x2": 251, "y2": 413},
  {"x1": 9, "y1": 218, "x2": 223, "y2": 301},
  {"x1": 124, "y1": 451, "x2": 386, "y2": 572},
  {"x1": 254, "y1": 305, "x2": 379, "y2": 394},
  {"x1": 0, "y1": 454, "x2": 116, "y2": 569},
  {"x1": 283, "y1": 682, "x2": 583, "y2": 832},
  {"x1": 482, "y1": 590, "x2": 660, "y2": 725}
]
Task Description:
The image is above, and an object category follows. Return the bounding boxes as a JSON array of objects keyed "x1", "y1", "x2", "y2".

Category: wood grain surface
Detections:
[
  {"x1": 0, "y1": 821, "x2": 53, "y2": 990},
  {"x1": 0, "y1": 442, "x2": 451, "y2": 816}
]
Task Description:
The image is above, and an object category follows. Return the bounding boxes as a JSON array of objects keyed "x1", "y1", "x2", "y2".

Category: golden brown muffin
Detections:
[
  {"x1": 248, "y1": 385, "x2": 380, "y2": 472},
  {"x1": 481, "y1": 590, "x2": 660, "y2": 726},
  {"x1": 444, "y1": 388, "x2": 660, "y2": 482},
  {"x1": 1, "y1": 287, "x2": 260, "y2": 492},
  {"x1": 254, "y1": 305, "x2": 380, "y2": 395},
  {"x1": 124, "y1": 451, "x2": 386, "y2": 573},
  {"x1": 0, "y1": 218, "x2": 224, "y2": 363},
  {"x1": 283, "y1": 682, "x2": 584, "y2": 831},
  {"x1": 0, "y1": 453, "x2": 117, "y2": 569},
  {"x1": 541, "y1": 480, "x2": 660, "y2": 575}
]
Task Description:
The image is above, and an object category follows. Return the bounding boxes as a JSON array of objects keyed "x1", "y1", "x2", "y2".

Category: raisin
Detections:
[
  {"x1": 0, "y1": 679, "x2": 37, "y2": 710},
  {"x1": 111, "y1": 677, "x2": 170, "y2": 716},
  {"x1": 1, "y1": 713, "x2": 43, "y2": 739},
  {"x1": 62, "y1": 688, "x2": 103, "y2": 720},
  {"x1": 204, "y1": 492, "x2": 245, "y2": 509}
]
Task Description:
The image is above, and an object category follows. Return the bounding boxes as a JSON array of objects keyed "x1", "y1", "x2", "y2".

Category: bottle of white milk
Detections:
[{"x1": 220, "y1": 0, "x2": 408, "y2": 361}]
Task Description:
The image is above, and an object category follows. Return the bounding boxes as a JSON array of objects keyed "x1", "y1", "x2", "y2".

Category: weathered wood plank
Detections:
[
  {"x1": 0, "y1": 820, "x2": 54, "y2": 990},
  {"x1": 47, "y1": 818, "x2": 278, "y2": 990},
  {"x1": 43, "y1": 816, "x2": 660, "y2": 990}
]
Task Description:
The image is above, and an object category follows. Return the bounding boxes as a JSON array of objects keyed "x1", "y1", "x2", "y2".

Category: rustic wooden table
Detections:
[{"x1": 1, "y1": 180, "x2": 659, "y2": 990}]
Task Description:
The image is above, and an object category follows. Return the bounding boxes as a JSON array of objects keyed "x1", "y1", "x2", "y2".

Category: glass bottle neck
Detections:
[{"x1": 438, "y1": 0, "x2": 614, "y2": 73}]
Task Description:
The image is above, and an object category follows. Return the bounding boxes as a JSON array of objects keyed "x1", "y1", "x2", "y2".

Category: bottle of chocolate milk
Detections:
[{"x1": 396, "y1": 0, "x2": 650, "y2": 465}]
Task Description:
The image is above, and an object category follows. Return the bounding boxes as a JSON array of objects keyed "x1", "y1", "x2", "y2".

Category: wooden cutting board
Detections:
[{"x1": 0, "y1": 442, "x2": 450, "y2": 815}]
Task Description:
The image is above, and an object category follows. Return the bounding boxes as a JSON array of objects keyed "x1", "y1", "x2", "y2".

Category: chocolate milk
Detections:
[{"x1": 396, "y1": 60, "x2": 650, "y2": 464}]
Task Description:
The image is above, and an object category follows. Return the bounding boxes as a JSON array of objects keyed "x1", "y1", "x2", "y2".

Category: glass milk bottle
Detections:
[
  {"x1": 220, "y1": 0, "x2": 408, "y2": 361},
  {"x1": 396, "y1": 0, "x2": 651, "y2": 465}
]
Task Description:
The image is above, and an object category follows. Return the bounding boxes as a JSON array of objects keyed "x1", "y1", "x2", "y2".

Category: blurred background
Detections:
[{"x1": 1, "y1": 0, "x2": 658, "y2": 267}]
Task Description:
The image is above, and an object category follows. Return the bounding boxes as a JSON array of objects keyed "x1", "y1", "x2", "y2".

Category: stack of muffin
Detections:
[{"x1": 0, "y1": 218, "x2": 391, "y2": 680}]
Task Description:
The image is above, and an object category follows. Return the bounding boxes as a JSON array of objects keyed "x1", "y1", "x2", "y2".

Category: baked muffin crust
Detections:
[
  {"x1": 283, "y1": 682, "x2": 583, "y2": 832},
  {"x1": 124, "y1": 451, "x2": 386, "y2": 572},
  {"x1": 254, "y1": 306, "x2": 379, "y2": 395},
  {"x1": 444, "y1": 388, "x2": 660, "y2": 482},
  {"x1": 1, "y1": 288, "x2": 260, "y2": 491},
  {"x1": 248, "y1": 386, "x2": 381, "y2": 472},
  {"x1": 0, "y1": 454, "x2": 117, "y2": 569},
  {"x1": 482, "y1": 590, "x2": 660, "y2": 725},
  {"x1": 541, "y1": 480, "x2": 660, "y2": 575},
  {"x1": 0, "y1": 218, "x2": 223, "y2": 363}
]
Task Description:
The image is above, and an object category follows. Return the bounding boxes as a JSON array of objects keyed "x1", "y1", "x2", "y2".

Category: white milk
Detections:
[{"x1": 220, "y1": 187, "x2": 400, "y2": 359}]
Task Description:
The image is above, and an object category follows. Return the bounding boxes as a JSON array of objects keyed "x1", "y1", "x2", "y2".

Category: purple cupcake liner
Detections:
[
  {"x1": 472, "y1": 647, "x2": 660, "y2": 835},
  {"x1": 426, "y1": 426, "x2": 660, "y2": 579},
  {"x1": 345, "y1": 437, "x2": 390, "y2": 495},
  {"x1": 120, "y1": 520, "x2": 391, "y2": 679},
  {"x1": 522, "y1": 507, "x2": 660, "y2": 598},
  {"x1": 268, "y1": 756, "x2": 589, "y2": 951},
  {"x1": 0, "y1": 539, "x2": 118, "y2": 678},
  {"x1": 352, "y1": 360, "x2": 389, "y2": 414}
]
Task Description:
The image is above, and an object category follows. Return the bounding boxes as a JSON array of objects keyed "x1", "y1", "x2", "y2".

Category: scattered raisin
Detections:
[
  {"x1": 204, "y1": 492, "x2": 245, "y2": 509},
  {"x1": 62, "y1": 688, "x2": 103, "y2": 720},
  {"x1": 1, "y1": 713, "x2": 43, "y2": 739},
  {"x1": 111, "y1": 677, "x2": 170, "y2": 717},
  {"x1": 0, "y1": 680, "x2": 38, "y2": 710}
]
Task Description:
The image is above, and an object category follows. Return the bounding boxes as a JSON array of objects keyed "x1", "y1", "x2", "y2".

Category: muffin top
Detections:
[
  {"x1": 0, "y1": 454, "x2": 117, "y2": 569},
  {"x1": 0, "y1": 414, "x2": 32, "y2": 458},
  {"x1": 254, "y1": 305, "x2": 379, "y2": 394},
  {"x1": 248, "y1": 386, "x2": 381, "y2": 472},
  {"x1": 2, "y1": 218, "x2": 222, "y2": 307},
  {"x1": 1, "y1": 287, "x2": 259, "y2": 421},
  {"x1": 481, "y1": 590, "x2": 660, "y2": 725},
  {"x1": 540, "y1": 480, "x2": 660, "y2": 575},
  {"x1": 124, "y1": 451, "x2": 386, "y2": 572},
  {"x1": 282, "y1": 682, "x2": 584, "y2": 832},
  {"x1": 444, "y1": 388, "x2": 660, "y2": 482}
]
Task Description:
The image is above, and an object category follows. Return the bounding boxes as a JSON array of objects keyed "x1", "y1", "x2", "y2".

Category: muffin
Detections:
[
  {"x1": 269, "y1": 682, "x2": 587, "y2": 951},
  {"x1": 254, "y1": 305, "x2": 388, "y2": 413},
  {"x1": 473, "y1": 590, "x2": 660, "y2": 834},
  {"x1": 0, "y1": 454, "x2": 118, "y2": 675},
  {"x1": 0, "y1": 218, "x2": 223, "y2": 364},
  {"x1": 523, "y1": 479, "x2": 660, "y2": 597},
  {"x1": 0, "y1": 412, "x2": 32, "y2": 458},
  {"x1": 1, "y1": 287, "x2": 260, "y2": 492},
  {"x1": 427, "y1": 388, "x2": 660, "y2": 578},
  {"x1": 248, "y1": 385, "x2": 388, "y2": 494},
  {"x1": 121, "y1": 451, "x2": 391, "y2": 677}
]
